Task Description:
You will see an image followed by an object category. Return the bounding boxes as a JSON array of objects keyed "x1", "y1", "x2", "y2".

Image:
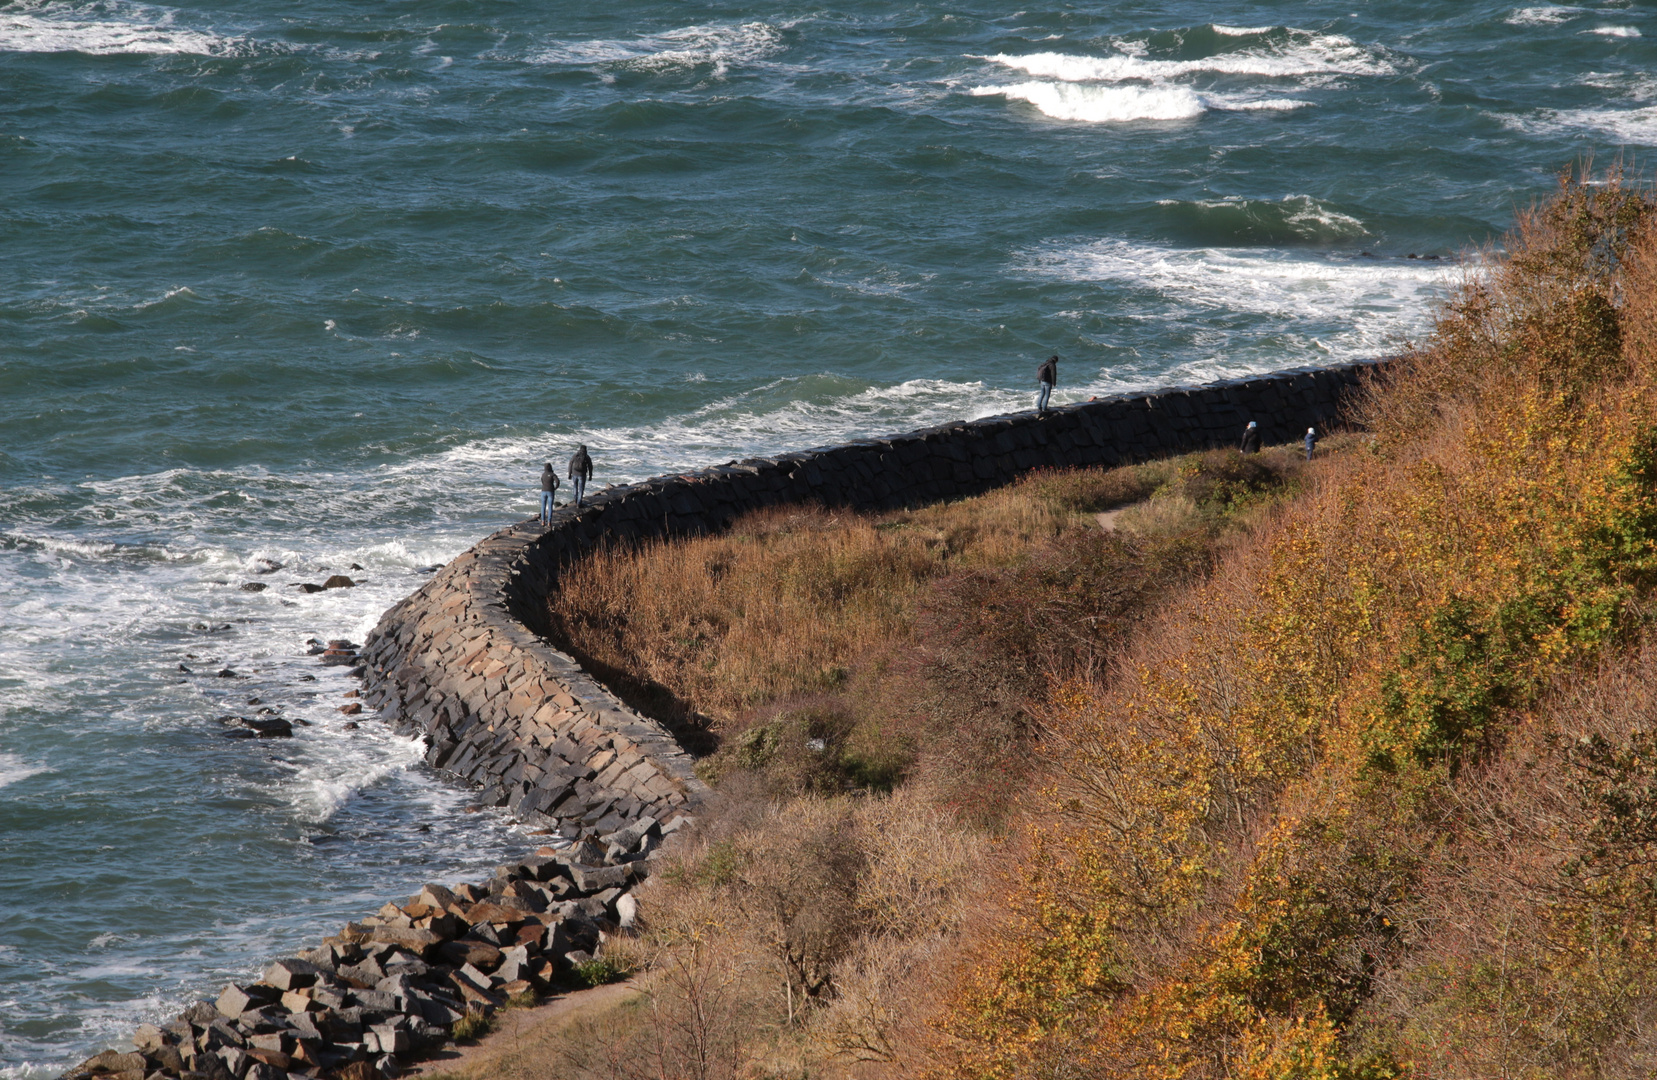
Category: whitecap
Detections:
[
  {"x1": 970, "y1": 81, "x2": 1307, "y2": 123},
  {"x1": 0, "y1": 0, "x2": 240, "y2": 55},
  {"x1": 0, "y1": 753, "x2": 49, "y2": 791},
  {"x1": 970, "y1": 80, "x2": 1202, "y2": 121},
  {"x1": 1212, "y1": 24, "x2": 1275, "y2": 36},
  {"x1": 976, "y1": 33, "x2": 1394, "y2": 82},
  {"x1": 1021, "y1": 237, "x2": 1451, "y2": 365},
  {"x1": 1506, "y1": 6, "x2": 1583, "y2": 25},
  {"x1": 1586, "y1": 25, "x2": 1641, "y2": 37},
  {"x1": 526, "y1": 21, "x2": 784, "y2": 77},
  {"x1": 1503, "y1": 103, "x2": 1657, "y2": 143}
]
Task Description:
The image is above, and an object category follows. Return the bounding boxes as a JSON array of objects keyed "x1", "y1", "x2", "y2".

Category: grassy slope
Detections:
[
  {"x1": 937, "y1": 173, "x2": 1657, "y2": 1080},
  {"x1": 537, "y1": 175, "x2": 1657, "y2": 1080}
]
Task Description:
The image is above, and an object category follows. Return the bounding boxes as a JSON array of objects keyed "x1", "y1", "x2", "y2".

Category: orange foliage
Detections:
[{"x1": 931, "y1": 171, "x2": 1657, "y2": 1079}]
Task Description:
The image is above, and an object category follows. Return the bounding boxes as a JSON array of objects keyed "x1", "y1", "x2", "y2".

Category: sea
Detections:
[{"x1": 1, "y1": 0, "x2": 1651, "y2": 1072}]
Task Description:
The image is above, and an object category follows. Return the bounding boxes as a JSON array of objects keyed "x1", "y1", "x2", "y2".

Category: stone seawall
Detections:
[
  {"x1": 64, "y1": 361, "x2": 1374, "y2": 1080},
  {"x1": 356, "y1": 361, "x2": 1373, "y2": 837}
]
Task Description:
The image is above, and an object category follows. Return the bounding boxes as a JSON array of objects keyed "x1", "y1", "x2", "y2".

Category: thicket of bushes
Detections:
[
  {"x1": 938, "y1": 170, "x2": 1657, "y2": 1080},
  {"x1": 535, "y1": 171, "x2": 1657, "y2": 1080}
]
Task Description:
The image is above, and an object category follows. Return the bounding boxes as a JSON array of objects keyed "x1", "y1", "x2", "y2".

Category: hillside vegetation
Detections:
[{"x1": 534, "y1": 173, "x2": 1657, "y2": 1080}]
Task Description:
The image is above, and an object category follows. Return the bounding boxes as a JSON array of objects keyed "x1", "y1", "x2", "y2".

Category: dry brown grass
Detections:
[
  {"x1": 526, "y1": 445, "x2": 1323, "y2": 1080},
  {"x1": 924, "y1": 169, "x2": 1657, "y2": 1080},
  {"x1": 546, "y1": 449, "x2": 1315, "y2": 813}
]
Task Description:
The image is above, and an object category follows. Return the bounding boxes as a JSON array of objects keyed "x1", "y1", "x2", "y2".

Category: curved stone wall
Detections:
[{"x1": 358, "y1": 362, "x2": 1373, "y2": 834}]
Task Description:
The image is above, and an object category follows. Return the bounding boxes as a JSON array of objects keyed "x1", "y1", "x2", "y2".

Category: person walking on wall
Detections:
[
  {"x1": 539, "y1": 462, "x2": 560, "y2": 523},
  {"x1": 569, "y1": 443, "x2": 594, "y2": 507},
  {"x1": 1036, "y1": 354, "x2": 1058, "y2": 415},
  {"x1": 1304, "y1": 426, "x2": 1317, "y2": 461},
  {"x1": 1240, "y1": 420, "x2": 1262, "y2": 454}
]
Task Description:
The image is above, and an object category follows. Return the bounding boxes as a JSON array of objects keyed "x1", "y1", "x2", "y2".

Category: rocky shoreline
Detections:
[
  {"x1": 61, "y1": 640, "x2": 687, "y2": 1080},
  {"x1": 63, "y1": 362, "x2": 1371, "y2": 1080}
]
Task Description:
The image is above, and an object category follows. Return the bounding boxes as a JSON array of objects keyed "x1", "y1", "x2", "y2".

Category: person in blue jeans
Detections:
[
  {"x1": 569, "y1": 444, "x2": 594, "y2": 507},
  {"x1": 1036, "y1": 355, "x2": 1057, "y2": 414},
  {"x1": 539, "y1": 463, "x2": 559, "y2": 523}
]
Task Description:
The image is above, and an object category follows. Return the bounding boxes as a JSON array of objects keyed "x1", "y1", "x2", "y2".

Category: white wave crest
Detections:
[
  {"x1": 970, "y1": 80, "x2": 1310, "y2": 122},
  {"x1": 977, "y1": 33, "x2": 1393, "y2": 82},
  {"x1": 972, "y1": 80, "x2": 1204, "y2": 121},
  {"x1": 0, "y1": 753, "x2": 50, "y2": 791},
  {"x1": 1213, "y1": 24, "x2": 1275, "y2": 37},
  {"x1": 528, "y1": 21, "x2": 783, "y2": 77},
  {"x1": 1506, "y1": 6, "x2": 1583, "y2": 26},
  {"x1": 1587, "y1": 25, "x2": 1642, "y2": 38},
  {"x1": 0, "y1": 0, "x2": 239, "y2": 55},
  {"x1": 1502, "y1": 104, "x2": 1657, "y2": 145},
  {"x1": 1024, "y1": 237, "x2": 1450, "y2": 366}
]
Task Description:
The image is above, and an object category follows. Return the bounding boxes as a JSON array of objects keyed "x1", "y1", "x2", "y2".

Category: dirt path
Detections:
[{"x1": 407, "y1": 980, "x2": 642, "y2": 1080}]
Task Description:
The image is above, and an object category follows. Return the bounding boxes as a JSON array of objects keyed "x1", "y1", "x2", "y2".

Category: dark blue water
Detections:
[{"x1": 2, "y1": 0, "x2": 1652, "y2": 1071}]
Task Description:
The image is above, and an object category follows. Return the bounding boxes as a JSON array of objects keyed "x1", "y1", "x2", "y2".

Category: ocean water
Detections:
[{"x1": 2, "y1": 0, "x2": 1653, "y2": 1071}]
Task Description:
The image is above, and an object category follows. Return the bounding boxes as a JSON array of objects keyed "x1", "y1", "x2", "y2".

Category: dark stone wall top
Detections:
[{"x1": 358, "y1": 362, "x2": 1372, "y2": 832}]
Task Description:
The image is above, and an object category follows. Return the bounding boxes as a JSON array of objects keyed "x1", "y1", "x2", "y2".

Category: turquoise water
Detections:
[{"x1": 2, "y1": 0, "x2": 1652, "y2": 1070}]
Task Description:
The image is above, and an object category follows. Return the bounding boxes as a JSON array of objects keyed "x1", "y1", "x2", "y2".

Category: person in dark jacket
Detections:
[
  {"x1": 1036, "y1": 355, "x2": 1057, "y2": 415},
  {"x1": 1303, "y1": 426, "x2": 1317, "y2": 461},
  {"x1": 1240, "y1": 420, "x2": 1262, "y2": 454},
  {"x1": 569, "y1": 444, "x2": 594, "y2": 507},
  {"x1": 539, "y1": 463, "x2": 559, "y2": 523}
]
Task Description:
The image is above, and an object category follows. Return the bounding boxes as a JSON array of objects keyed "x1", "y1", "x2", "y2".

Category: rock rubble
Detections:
[{"x1": 63, "y1": 817, "x2": 686, "y2": 1080}]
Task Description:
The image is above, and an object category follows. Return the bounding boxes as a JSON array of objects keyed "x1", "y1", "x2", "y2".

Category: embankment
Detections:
[
  {"x1": 67, "y1": 362, "x2": 1369, "y2": 1080},
  {"x1": 355, "y1": 362, "x2": 1369, "y2": 836}
]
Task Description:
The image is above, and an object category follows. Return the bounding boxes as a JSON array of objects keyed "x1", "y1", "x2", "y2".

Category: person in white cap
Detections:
[
  {"x1": 1304, "y1": 426, "x2": 1317, "y2": 461},
  {"x1": 1240, "y1": 420, "x2": 1261, "y2": 454}
]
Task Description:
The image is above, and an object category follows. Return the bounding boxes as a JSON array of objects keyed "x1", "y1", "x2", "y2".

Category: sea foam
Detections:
[
  {"x1": 978, "y1": 33, "x2": 1394, "y2": 82},
  {"x1": 970, "y1": 81, "x2": 1310, "y2": 122},
  {"x1": 0, "y1": 0, "x2": 238, "y2": 55},
  {"x1": 527, "y1": 21, "x2": 784, "y2": 77},
  {"x1": 0, "y1": 754, "x2": 49, "y2": 792},
  {"x1": 1023, "y1": 237, "x2": 1450, "y2": 364},
  {"x1": 968, "y1": 28, "x2": 1388, "y2": 125},
  {"x1": 1506, "y1": 6, "x2": 1583, "y2": 26}
]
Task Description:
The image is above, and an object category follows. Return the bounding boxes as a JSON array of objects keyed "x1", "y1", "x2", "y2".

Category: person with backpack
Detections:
[
  {"x1": 1036, "y1": 355, "x2": 1058, "y2": 415},
  {"x1": 539, "y1": 463, "x2": 560, "y2": 523},
  {"x1": 569, "y1": 444, "x2": 594, "y2": 507}
]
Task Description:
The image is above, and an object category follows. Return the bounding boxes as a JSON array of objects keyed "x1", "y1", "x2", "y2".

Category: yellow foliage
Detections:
[{"x1": 931, "y1": 172, "x2": 1657, "y2": 1079}]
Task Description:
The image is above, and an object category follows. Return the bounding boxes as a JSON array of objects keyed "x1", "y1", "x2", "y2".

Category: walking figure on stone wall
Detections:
[
  {"x1": 569, "y1": 444, "x2": 594, "y2": 507},
  {"x1": 1240, "y1": 420, "x2": 1262, "y2": 454},
  {"x1": 539, "y1": 462, "x2": 560, "y2": 523},
  {"x1": 1036, "y1": 354, "x2": 1058, "y2": 415}
]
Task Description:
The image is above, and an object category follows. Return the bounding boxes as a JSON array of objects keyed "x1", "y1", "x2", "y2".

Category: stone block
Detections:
[
  {"x1": 367, "y1": 925, "x2": 441, "y2": 957},
  {"x1": 216, "y1": 984, "x2": 277, "y2": 1019},
  {"x1": 262, "y1": 958, "x2": 320, "y2": 991}
]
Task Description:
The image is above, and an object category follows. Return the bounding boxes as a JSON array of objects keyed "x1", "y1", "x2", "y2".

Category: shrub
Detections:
[
  {"x1": 575, "y1": 955, "x2": 634, "y2": 988},
  {"x1": 932, "y1": 169, "x2": 1657, "y2": 1080}
]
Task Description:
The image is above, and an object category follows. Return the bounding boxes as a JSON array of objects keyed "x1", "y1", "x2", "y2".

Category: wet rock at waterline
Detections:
[{"x1": 69, "y1": 815, "x2": 685, "y2": 1080}]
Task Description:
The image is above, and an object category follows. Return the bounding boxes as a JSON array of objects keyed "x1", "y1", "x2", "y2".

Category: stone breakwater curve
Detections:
[
  {"x1": 355, "y1": 360, "x2": 1372, "y2": 839},
  {"x1": 62, "y1": 362, "x2": 1371, "y2": 1080}
]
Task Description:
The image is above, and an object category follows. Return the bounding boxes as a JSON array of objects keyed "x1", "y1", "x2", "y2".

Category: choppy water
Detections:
[{"x1": 2, "y1": 0, "x2": 1653, "y2": 1071}]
